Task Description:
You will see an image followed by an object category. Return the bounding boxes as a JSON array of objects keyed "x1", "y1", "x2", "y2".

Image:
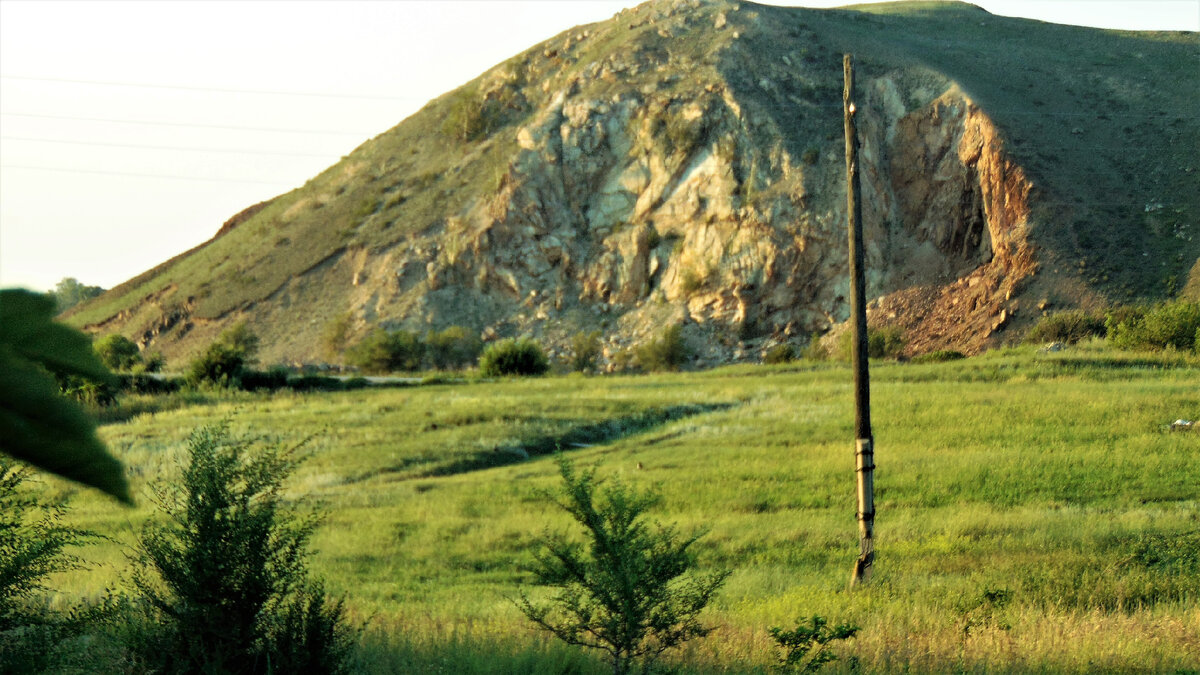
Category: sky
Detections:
[{"x1": 2, "y1": 0, "x2": 1197, "y2": 293}]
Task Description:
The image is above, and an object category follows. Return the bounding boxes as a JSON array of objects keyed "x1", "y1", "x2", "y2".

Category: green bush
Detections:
[
  {"x1": 441, "y1": 85, "x2": 511, "y2": 143},
  {"x1": 1107, "y1": 301, "x2": 1200, "y2": 352},
  {"x1": 346, "y1": 327, "x2": 425, "y2": 374},
  {"x1": 215, "y1": 321, "x2": 260, "y2": 366},
  {"x1": 93, "y1": 334, "x2": 142, "y2": 371},
  {"x1": 770, "y1": 615, "x2": 859, "y2": 673},
  {"x1": 425, "y1": 325, "x2": 483, "y2": 370},
  {"x1": 185, "y1": 342, "x2": 246, "y2": 388},
  {"x1": 910, "y1": 349, "x2": 966, "y2": 364},
  {"x1": 570, "y1": 330, "x2": 602, "y2": 372},
  {"x1": 130, "y1": 424, "x2": 355, "y2": 674},
  {"x1": 636, "y1": 324, "x2": 690, "y2": 371},
  {"x1": 764, "y1": 343, "x2": 796, "y2": 364},
  {"x1": 516, "y1": 458, "x2": 729, "y2": 675},
  {"x1": 185, "y1": 323, "x2": 264, "y2": 388},
  {"x1": 239, "y1": 366, "x2": 290, "y2": 392},
  {"x1": 321, "y1": 313, "x2": 353, "y2": 360},
  {"x1": 479, "y1": 338, "x2": 549, "y2": 377},
  {"x1": 0, "y1": 460, "x2": 102, "y2": 672},
  {"x1": 837, "y1": 326, "x2": 906, "y2": 361},
  {"x1": 1023, "y1": 310, "x2": 1106, "y2": 345},
  {"x1": 801, "y1": 333, "x2": 829, "y2": 361}
]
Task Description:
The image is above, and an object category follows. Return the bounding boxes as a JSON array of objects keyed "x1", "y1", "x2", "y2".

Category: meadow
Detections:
[{"x1": 45, "y1": 343, "x2": 1200, "y2": 673}]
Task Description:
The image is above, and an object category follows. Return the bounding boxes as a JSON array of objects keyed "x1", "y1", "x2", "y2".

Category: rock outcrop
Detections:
[{"x1": 65, "y1": 0, "x2": 1200, "y2": 368}]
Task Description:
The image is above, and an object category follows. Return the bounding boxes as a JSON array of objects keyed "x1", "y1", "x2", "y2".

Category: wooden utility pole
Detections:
[{"x1": 843, "y1": 54, "x2": 875, "y2": 587}]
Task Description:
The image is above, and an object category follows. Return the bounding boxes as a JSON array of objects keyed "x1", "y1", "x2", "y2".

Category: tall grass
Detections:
[{"x1": 39, "y1": 346, "x2": 1200, "y2": 672}]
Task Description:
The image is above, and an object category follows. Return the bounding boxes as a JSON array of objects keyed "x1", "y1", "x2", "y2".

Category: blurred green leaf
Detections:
[{"x1": 0, "y1": 289, "x2": 131, "y2": 504}]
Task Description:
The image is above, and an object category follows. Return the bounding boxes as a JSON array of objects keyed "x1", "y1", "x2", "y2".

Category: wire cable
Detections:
[
  {"x1": 0, "y1": 111, "x2": 378, "y2": 136},
  {"x1": 1, "y1": 164, "x2": 296, "y2": 186},
  {"x1": 0, "y1": 74, "x2": 422, "y2": 102},
  {"x1": 2, "y1": 135, "x2": 339, "y2": 158}
]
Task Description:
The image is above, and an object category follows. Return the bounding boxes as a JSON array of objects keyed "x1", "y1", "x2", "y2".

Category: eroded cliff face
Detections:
[{"x1": 348, "y1": 70, "x2": 1038, "y2": 365}]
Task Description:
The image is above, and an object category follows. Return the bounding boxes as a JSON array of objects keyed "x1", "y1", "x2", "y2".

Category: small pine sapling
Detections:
[
  {"x1": 517, "y1": 458, "x2": 728, "y2": 675},
  {"x1": 769, "y1": 615, "x2": 859, "y2": 673}
]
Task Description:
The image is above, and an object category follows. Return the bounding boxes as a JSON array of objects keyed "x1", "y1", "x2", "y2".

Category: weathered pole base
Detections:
[
  {"x1": 849, "y1": 436, "x2": 875, "y2": 588},
  {"x1": 850, "y1": 552, "x2": 873, "y2": 586}
]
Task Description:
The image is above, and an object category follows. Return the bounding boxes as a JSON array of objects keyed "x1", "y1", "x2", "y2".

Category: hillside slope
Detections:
[{"x1": 65, "y1": 0, "x2": 1200, "y2": 367}]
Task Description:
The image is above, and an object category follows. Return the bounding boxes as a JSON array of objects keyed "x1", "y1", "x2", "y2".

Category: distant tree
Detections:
[
  {"x1": 51, "y1": 277, "x2": 104, "y2": 313},
  {"x1": 93, "y1": 334, "x2": 142, "y2": 371}
]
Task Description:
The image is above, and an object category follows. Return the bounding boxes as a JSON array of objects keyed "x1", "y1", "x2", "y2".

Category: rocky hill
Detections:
[{"x1": 65, "y1": 0, "x2": 1200, "y2": 368}]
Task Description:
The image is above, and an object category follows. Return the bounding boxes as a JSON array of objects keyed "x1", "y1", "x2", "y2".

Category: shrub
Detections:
[
  {"x1": 570, "y1": 330, "x2": 602, "y2": 372},
  {"x1": 441, "y1": 85, "x2": 508, "y2": 142},
  {"x1": 321, "y1": 313, "x2": 353, "y2": 360},
  {"x1": 479, "y1": 338, "x2": 549, "y2": 377},
  {"x1": 1023, "y1": 310, "x2": 1106, "y2": 345},
  {"x1": 801, "y1": 333, "x2": 829, "y2": 361},
  {"x1": 130, "y1": 424, "x2": 355, "y2": 674},
  {"x1": 185, "y1": 323, "x2": 264, "y2": 388},
  {"x1": 139, "y1": 351, "x2": 165, "y2": 373},
  {"x1": 239, "y1": 366, "x2": 290, "y2": 392},
  {"x1": 910, "y1": 349, "x2": 966, "y2": 364},
  {"x1": 215, "y1": 321, "x2": 260, "y2": 366},
  {"x1": 517, "y1": 458, "x2": 729, "y2": 675},
  {"x1": 94, "y1": 334, "x2": 142, "y2": 371},
  {"x1": 1107, "y1": 301, "x2": 1200, "y2": 352},
  {"x1": 636, "y1": 324, "x2": 690, "y2": 371},
  {"x1": 764, "y1": 343, "x2": 796, "y2": 364},
  {"x1": 838, "y1": 326, "x2": 906, "y2": 361},
  {"x1": 0, "y1": 460, "x2": 108, "y2": 672},
  {"x1": 770, "y1": 616, "x2": 859, "y2": 673},
  {"x1": 679, "y1": 267, "x2": 707, "y2": 295},
  {"x1": 185, "y1": 343, "x2": 246, "y2": 388},
  {"x1": 345, "y1": 327, "x2": 425, "y2": 374},
  {"x1": 425, "y1": 325, "x2": 483, "y2": 370}
]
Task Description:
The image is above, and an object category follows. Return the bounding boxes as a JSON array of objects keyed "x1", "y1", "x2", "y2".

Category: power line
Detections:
[
  {"x1": 1, "y1": 164, "x2": 295, "y2": 186},
  {"x1": 1, "y1": 111, "x2": 377, "y2": 136},
  {"x1": 0, "y1": 74, "x2": 422, "y2": 102},
  {"x1": 2, "y1": 135, "x2": 339, "y2": 158}
]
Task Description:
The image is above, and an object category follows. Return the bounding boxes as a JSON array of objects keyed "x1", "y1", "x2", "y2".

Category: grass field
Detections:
[{"x1": 42, "y1": 343, "x2": 1200, "y2": 673}]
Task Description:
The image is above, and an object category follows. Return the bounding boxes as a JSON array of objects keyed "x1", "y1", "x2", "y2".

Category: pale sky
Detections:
[{"x1": 2, "y1": 0, "x2": 1197, "y2": 293}]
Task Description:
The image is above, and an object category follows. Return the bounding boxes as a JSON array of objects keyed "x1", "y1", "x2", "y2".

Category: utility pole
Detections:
[{"x1": 843, "y1": 53, "x2": 875, "y2": 587}]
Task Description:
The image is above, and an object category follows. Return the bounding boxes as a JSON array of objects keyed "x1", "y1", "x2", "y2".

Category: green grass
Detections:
[{"x1": 36, "y1": 345, "x2": 1200, "y2": 672}]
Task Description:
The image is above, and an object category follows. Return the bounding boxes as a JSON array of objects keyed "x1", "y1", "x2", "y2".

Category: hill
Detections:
[{"x1": 63, "y1": 0, "x2": 1200, "y2": 367}]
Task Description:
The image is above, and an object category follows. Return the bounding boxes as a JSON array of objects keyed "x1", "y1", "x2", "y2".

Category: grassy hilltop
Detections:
[{"x1": 44, "y1": 345, "x2": 1200, "y2": 672}]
